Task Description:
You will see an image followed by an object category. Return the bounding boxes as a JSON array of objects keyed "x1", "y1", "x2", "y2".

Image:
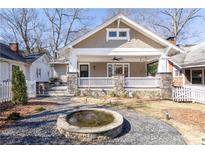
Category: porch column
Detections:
[
  {"x1": 113, "y1": 75, "x2": 124, "y2": 95},
  {"x1": 157, "y1": 54, "x2": 169, "y2": 73},
  {"x1": 156, "y1": 72, "x2": 173, "y2": 100},
  {"x1": 68, "y1": 53, "x2": 77, "y2": 72},
  {"x1": 67, "y1": 51, "x2": 78, "y2": 95},
  {"x1": 156, "y1": 52, "x2": 173, "y2": 99}
]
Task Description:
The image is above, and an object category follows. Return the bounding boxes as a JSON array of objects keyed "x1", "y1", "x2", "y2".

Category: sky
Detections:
[{"x1": 1, "y1": 8, "x2": 205, "y2": 45}]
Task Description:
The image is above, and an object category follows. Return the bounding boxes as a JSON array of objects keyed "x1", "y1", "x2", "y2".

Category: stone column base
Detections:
[
  {"x1": 67, "y1": 72, "x2": 78, "y2": 95},
  {"x1": 156, "y1": 72, "x2": 173, "y2": 100}
]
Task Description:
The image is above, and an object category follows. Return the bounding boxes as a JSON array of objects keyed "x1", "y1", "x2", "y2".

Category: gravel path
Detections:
[{"x1": 0, "y1": 97, "x2": 186, "y2": 145}]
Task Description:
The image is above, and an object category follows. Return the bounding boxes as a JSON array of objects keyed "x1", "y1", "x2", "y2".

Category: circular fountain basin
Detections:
[{"x1": 57, "y1": 108, "x2": 124, "y2": 142}]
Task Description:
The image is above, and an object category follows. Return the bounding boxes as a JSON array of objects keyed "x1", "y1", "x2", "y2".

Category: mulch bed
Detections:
[
  {"x1": 0, "y1": 101, "x2": 59, "y2": 130},
  {"x1": 169, "y1": 108, "x2": 205, "y2": 132}
]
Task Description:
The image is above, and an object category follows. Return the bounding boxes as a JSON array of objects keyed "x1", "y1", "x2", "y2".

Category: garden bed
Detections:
[{"x1": 0, "y1": 100, "x2": 58, "y2": 130}]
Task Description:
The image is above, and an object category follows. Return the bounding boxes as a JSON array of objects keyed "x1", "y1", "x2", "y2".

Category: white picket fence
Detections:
[
  {"x1": 0, "y1": 80, "x2": 36, "y2": 103},
  {"x1": 0, "y1": 80, "x2": 12, "y2": 103},
  {"x1": 173, "y1": 85, "x2": 205, "y2": 104}
]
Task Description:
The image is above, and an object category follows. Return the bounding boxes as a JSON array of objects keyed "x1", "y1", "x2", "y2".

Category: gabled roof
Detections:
[
  {"x1": 59, "y1": 14, "x2": 183, "y2": 53},
  {"x1": 0, "y1": 43, "x2": 26, "y2": 63},
  {"x1": 0, "y1": 42, "x2": 45, "y2": 64},
  {"x1": 170, "y1": 41, "x2": 205, "y2": 68}
]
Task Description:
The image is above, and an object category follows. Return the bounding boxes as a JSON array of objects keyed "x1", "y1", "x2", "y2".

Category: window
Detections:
[
  {"x1": 106, "y1": 28, "x2": 130, "y2": 41},
  {"x1": 124, "y1": 64, "x2": 128, "y2": 77},
  {"x1": 192, "y1": 70, "x2": 202, "y2": 84},
  {"x1": 109, "y1": 31, "x2": 117, "y2": 37},
  {"x1": 108, "y1": 64, "x2": 113, "y2": 77},
  {"x1": 119, "y1": 31, "x2": 127, "y2": 37},
  {"x1": 80, "y1": 64, "x2": 89, "y2": 77},
  {"x1": 36, "y1": 68, "x2": 41, "y2": 78},
  {"x1": 107, "y1": 63, "x2": 129, "y2": 77}
]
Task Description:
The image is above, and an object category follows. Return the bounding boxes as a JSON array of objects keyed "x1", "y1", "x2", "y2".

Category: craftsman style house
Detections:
[{"x1": 52, "y1": 14, "x2": 183, "y2": 93}]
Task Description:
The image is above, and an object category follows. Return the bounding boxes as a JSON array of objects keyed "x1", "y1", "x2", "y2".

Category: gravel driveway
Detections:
[{"x1": 0, "y1": 97, "x2": 186, "y2": 145}]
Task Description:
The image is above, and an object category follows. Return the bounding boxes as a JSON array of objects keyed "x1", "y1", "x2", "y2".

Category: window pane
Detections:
[
  {"x1": 192, "y1": 70, "x2": 202, "y2": 84},
  {"x1": 109, "y1": 31, "x2": 117, "y2": 37},
  {"x1": 124, "y1": 64, "x2": 128, "y2": 77},
  {"x1": 114, "y1": 65, "x2": 123, "y2": 75},
  {"x1": 80, "y1": 65, "x2": 88, "y2": 71},
  {"x1": 119, "y1": 31, "x2": 127, "y2": 37},
  {"x1": 108, "y1": 64, "x2": 113, "y2": 77}
]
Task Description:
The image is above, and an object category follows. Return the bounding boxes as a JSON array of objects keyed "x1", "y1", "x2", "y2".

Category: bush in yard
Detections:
[
  {"x1": 107, "y1": 90, "x2": 116, "y2": 97},
  {"x1": 12, "y1": 65, "x2": 28, "y2": 104},
  {"x1": 7, "y1": 112, "x2": 22, "y2": 120},
  {"x1": 119, "y1": 90, "x2": 129, "y2": 98},
  {"x1": 35, "y1": 107, "x2": 46, "y2": 112}
]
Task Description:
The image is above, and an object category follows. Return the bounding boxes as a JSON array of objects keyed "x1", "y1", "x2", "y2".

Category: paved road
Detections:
[{"x1": 0, "y1": 97, "x2": 186, "y2": 145}]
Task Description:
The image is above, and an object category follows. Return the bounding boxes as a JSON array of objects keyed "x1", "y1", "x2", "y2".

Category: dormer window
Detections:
[{"x1": 106, "y1": 28, "x2": 130, "y2": 41}]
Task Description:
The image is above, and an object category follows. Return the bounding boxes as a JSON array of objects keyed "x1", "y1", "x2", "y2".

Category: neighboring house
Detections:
[
  {"x1": 55, "y1": 14, "x2": 183, "y2": 92},
  {"x1": 169, "y1": 42, "x2": 205, "y2": 86},
  {"x1": 0, "y1": 42, "x2": 52, "y2": 83}
]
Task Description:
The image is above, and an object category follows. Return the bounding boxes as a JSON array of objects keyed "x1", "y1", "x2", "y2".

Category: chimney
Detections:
[
  {"x1": 9, "y1": 43, "x2": 19, "y2": 54},
  {"x1": 166, "y1": 37, "x2": 176, "y2": 45}
]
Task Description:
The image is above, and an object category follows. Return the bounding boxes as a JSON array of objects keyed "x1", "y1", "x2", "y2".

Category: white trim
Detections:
[
  {"x1": 60, "y1": 14, "x2": 183, "y2": 53},
  {"x1": 72, "y1": 48, "x2": 163, "y2": 56},
  {"x1": 106, "y1": 63, "x2": 130, "y2": 77},
  {"x1": 106, "y1": 28, "x2": 130, "y2": 41},
  {"x1": 0, "y1": 57, "x2": 25, "y2": 65},
  {"x1": 168, "y1": 59, "x2": 182, "y2": 69},
  {"x1": 78, "y1": 63, "x2": 90, "y2": 77},
  {"x1": 182, "y1": 64, "x2": 205, "y2": 68}
]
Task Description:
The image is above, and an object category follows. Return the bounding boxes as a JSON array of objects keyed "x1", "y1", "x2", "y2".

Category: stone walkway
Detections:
[{"x1": 0, "y1": 97, "x2": 186, "y2": 145}]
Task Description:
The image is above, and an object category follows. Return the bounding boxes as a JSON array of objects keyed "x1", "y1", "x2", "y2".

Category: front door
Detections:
[
  {"x1": 80, "y1": 65, "x2": 89, "y2": 77},
  {"x1": 114, "y1": 64, "x2": 123, "y2": 75}
]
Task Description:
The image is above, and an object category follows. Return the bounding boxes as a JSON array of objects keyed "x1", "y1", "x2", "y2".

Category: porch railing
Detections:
[
  {"x1": 78, "y1": 77, "x2": 161, "y2": 88},
  {"x1": 78, "y1": 77, "x2": 114, "y2": 88},
  {"x1": 124, "y1": 77, "x2": 161, "y2": 88}
]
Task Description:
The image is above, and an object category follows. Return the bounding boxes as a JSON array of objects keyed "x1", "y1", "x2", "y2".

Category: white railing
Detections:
[
  {"x1": 78, "y1": 77, "x2": 114, "y2": 88},
  {"x1": 124, "y1": 77, "x2": 161, "y2": 88},
  {"x1": 0, "y1": 80, "x2": 12, "y2": 103},
  {"x1": 0, "y1": 80, "x2": 36, "y2": 103},
  {"x1": 26, "y1": 80, "x2": 36, "y2": 98},
  {"x1": 173, "y1": 85, "x2": 205, "y2": 104}
]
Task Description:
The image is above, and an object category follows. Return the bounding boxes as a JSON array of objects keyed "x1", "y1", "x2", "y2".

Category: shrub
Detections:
[
  {"x1": 7, "y1": 112, "x2": 22, "y2": 120},
  {"x1": 132, "y1": 91, "x2": 139, "y2": 98},
  {"x1": 107, "y1": 90, "x2": 116, "y2": 97},
  {"x1": 12, "y1": 65, "x2": 27, "y2": 104},
  {"x1": 119, "y1": 90, "x2": 129, "y2": 98},
  {"x1": 82, "y1": 89, "x2": 92, "y2": 97},
  {"x1": 49, "y1": 77, "x2": 60, "y2": 83},
  {"x1": 35, "y1": 107, "x2": 46, "y2": 112},
  {"x1": 76, "y1": 89, "x2": 81, "y2": 96}
]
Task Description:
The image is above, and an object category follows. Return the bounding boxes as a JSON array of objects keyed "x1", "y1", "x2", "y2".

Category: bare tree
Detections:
[
  {"x1": 147, "y1": 9, "x2": 202, "y2": 44},
  {"x1": 44, "y1": 8, "x2": 89, "y2": 56},
  {"x1": 0, "y1": 8, "x2": 44, "y2": 53},
  {"x1": 104, "y1": 8, "x2": 203, "y2": 44}
]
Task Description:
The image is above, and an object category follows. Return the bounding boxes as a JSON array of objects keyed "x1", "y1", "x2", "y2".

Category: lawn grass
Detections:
[{"x1": 72, "y1": 96, "x2": 205, "y2": 144}]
